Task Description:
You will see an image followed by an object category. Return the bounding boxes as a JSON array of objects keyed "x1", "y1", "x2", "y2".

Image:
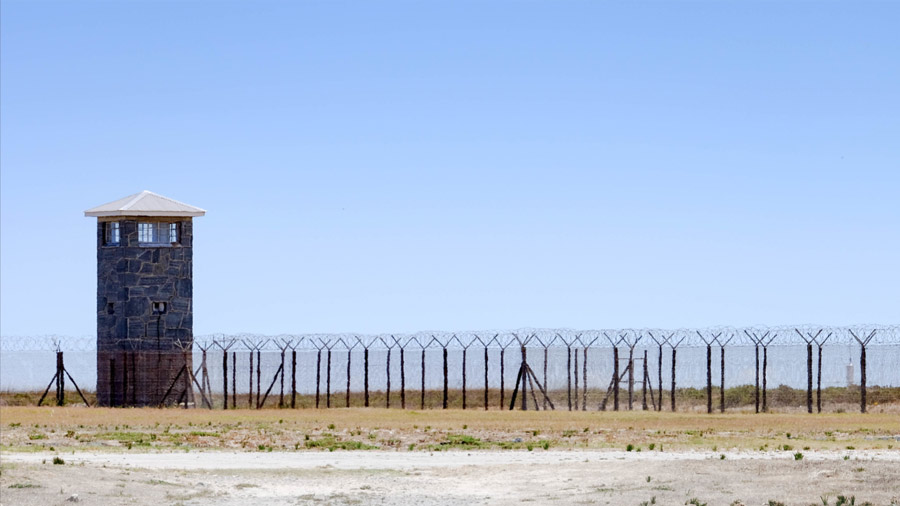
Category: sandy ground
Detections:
[{"x1": 2, "y1": 450, "x2": 899, "y2": 505}]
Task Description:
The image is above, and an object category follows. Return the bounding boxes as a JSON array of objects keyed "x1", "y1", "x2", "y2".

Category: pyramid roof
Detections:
[{"x1": 84, "y1": 191, "x2": 206, "y2": 217}]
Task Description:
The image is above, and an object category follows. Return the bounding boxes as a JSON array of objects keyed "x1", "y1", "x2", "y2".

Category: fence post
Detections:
[
  {"x1": 279, "y1": 350, "x2": 286, "y2": 408},
  {"x1": 386, "y1": 348, "x2": 392, "y2": 409},
  {"x1": 670, "y1": 347, "x2": 676, "y2": 412},
  {"x1": 291, "y1": 349, "x2": 297, "y2": 409},
  {"x1": 613, "y1": 347, "x2": 620, "y2": 411},
  {"x1": 860, "y1": 343, "x2": 866, "y2": 413},
  {"x1": 762, "y1": 346, "x2": 768, "y2": 412},
  {"x1": 573, "y1": 347, "x2": 579, "y2": 411},
  {"x1": 222, "y1": 351, "x2": 228, "y2": 410},
  {"x1": 816, "y1": 344, "x2": 823, "y2": 413},
  {"x1": 720, "y1": 345, "x2": 725, "y2": 413},
  {"x1": 500, "y1": 347, "x2": 506, "y2": 409},
  {"x1": 521, "y1": 344, "x2": 527, "y2": 411},
  {"x1": 755, "y1": 344, "x2": 760, "y2": 413},
  {"x1": 567, "y1": 346, "x2": 572, "y2": 411},
  {"x1": 657, "y1": 343, "x2": 663, "y2": 411},
  {"x1": 346, "y1": 348, "x2": 352, "y2": 408},
  {"x1": 807, "y1": 343, "x2": 813, "y2": 414},
  {"x1": 442, "y1": 347, "x2": 448, "y2": 409},
  {"x1": 315, "y1": 349, "x2": 321, "y2": 409},
  {"x1": 56, "y1": 351, "x2": 65, "y2": 406},
  {"x1": 484, "y1": 346, "x2": 489, "y2": 411},
  {"x1": 641, "y1": 349, "x2": 648, "y2": 410},
  {"x1": 109, "y1": 357, "x2": 116, "y2": 407},
  {"x1": 256, "y1": 349, "x2": 261, "y2": 409},
  {"x1": 461, "y1": 348, "x2": 467, "y2": 410},
  {"x1": 850, "y1": 330, "x2": 875, "y2": 414},
  {"x1": 326, "y1": 348, "x2": 332, "y2": 408},
  {"x1": 706, "y1": 344, "x2": 712, "y2": 414},
  {"x1": 364, "y1": 347, "x2": 369, "y2": 407},
  {"x1": 628, "y1": 345, "x2": 634, "y2": 411},
  {"x1": 582, "y1": 347, "x2": 588, "y2": 411},
  {"x1": 400, "y1": 345, "x2": 406, "y2": 409},
  {"x1": 420, "y1": 348, "x2": 426, "y2": 409}
]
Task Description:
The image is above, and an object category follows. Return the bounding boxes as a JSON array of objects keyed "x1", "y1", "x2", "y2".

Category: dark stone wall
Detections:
[{"x1": 95, "y1": 217, "x2": 194, "y2": 406}]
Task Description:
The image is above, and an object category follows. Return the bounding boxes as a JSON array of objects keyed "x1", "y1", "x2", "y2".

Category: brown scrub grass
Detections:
[
  {"x1": 2, "y1": 404, "x2": 898, "y2": 454},
  {"x1": 4, "y1": 385, "x2": 900, "y2": 410}
]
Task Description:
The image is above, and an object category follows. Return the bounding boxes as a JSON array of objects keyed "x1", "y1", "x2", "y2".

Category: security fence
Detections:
[{"x1": 1, "y1": 325, "x2": 898, "y2": 413}]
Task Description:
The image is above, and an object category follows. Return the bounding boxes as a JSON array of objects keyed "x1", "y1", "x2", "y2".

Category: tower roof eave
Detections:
[{"x1": 84, "y1": 190, "x2": 206, "y2": 217}]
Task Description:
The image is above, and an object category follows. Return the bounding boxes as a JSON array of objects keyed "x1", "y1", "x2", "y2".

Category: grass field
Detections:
[
  {"x1": 2, "y1": 405, "x2": 898, "y2": 453},
  {"x1": 2, "y1": 406, "x2": 899, "y2": 505}
]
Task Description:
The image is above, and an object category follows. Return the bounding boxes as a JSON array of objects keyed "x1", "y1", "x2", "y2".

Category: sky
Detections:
[{"x1": 1, "y1": 1, "x2": 898, "y2": 337}]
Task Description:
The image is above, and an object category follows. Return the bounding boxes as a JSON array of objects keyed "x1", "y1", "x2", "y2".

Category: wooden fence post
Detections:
[
  {"x1": 326, "y1": 348, "x2": 332, "y2": 408},
  {"x1": 670, "y1": 347, "x2": 676, "y2": 412},
  {"x1": 461, "y1": 348, "x2": 467, "y2": 410},
  {"x1": 806, "y1": 343, "x2": 813, "y2": 413},
  {"x1": 364, "y1": 347, "x2": 369, "y2": 407},
  {"x1": 641, "y1": 349, "x2": 648, "y2": 410},
  {"x1": 706, "y1": 344, "x2": 712, "y2": 414},
  {"x1": 56, "y1": 351, "x2": 65, "y2": 406},
  {"x1": 500, "y1": 347, "x2": 505, "y2": 409},
  {"x1": 627, "y1": 346, "x2": 634, "y2": 411},
  {"x1": 248, "y1": 351, "x2": 254, "y2": 409},
  {"x1": 291, "y1": 349, "x2": 297, "y2": 409},
  {"x1": 484, "y1": 346, "x2": 489, "y2": 411},
  {"x1": 400, "y1": 345, "x2": 406, "y2": 409},
  {"x1": 573, "y1": 348, "x2": 579, "y2": 411},
  {"x1": 762, "y1": 345, "x2": 768, "y2": 412},
  {"x1": 256, "y1": 349, "x2": 262, "y2": 408},
  {"x1": 850, "y1": 330, "x2": 875, "y2": 414},
  {"x1": 222, "y1": 351, "x2": 228, "y2": 410},
  {"x1": 613, "y1": 347, "x2": 619, "y2": 411},
  {"x1": 442, "y1": 347, "x2": 448, "y2": 409},
  {"x1": 543, "y1": 347, "x2": 549, "y2": 410},
  {"x1": 582, "y1": 347, "x2": 588, "y2": 411},
  {"x1": 315, "y1": 349, "x2": 321, "y2": 409},
  {"x1": 347, "y1": 348, "x2": 352, "y2": 408},
  {"x1": 279, "y1": 350, "x2": 286, "y2": 408},
  {"x1": 420, "y1": 348, "x2": 426, "y2": 409},
  {"x1": 386, "y1": 348, "x2": 392, "y2": 408},
  {"x1": 755, "y1": 344, "x2": 760, "y2": 413},
  {"x1": 567, "y1": 346, "x2": 572, "y2": 411}
]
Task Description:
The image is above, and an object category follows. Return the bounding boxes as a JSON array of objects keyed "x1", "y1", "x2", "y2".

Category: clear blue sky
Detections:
[{"x1": 1, "y1": 1, "x2": 898, "y2": 336}]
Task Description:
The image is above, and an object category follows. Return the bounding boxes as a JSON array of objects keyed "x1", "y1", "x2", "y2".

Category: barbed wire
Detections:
[{"x1": 2, "y1": 325, "x2": 898, "y2": 352}]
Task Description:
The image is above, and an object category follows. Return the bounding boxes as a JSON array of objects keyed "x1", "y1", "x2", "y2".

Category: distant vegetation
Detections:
[{"x1": 3, "y1": 384, "x2": 899, "y2": 411}]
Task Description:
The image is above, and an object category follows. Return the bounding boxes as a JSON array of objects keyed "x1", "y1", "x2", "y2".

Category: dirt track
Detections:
[{"x1": 2, "y1": 450, "x2": 899, "y2": 505}]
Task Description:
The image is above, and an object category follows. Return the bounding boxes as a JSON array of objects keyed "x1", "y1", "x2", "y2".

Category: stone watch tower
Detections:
[{"x1": 85, "y1": 191, "x2": 205, "y2": 406}]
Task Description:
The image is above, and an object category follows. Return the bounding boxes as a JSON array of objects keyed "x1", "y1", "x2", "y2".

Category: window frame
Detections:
[
  {"x1": 104, "y1": 222, "x2": 120, "y2": 246},
  {"x1": 137, "y1": 221, "x2": 180, "y2": 247}
]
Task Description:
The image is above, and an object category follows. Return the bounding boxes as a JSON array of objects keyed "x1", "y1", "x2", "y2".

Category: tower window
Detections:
[
  {"x1": 106, "y1": 302, "x2": 115, "y2": 314},
  {"x1": 152, "y1": 302, "x2": 167, "y2": 314},
  {"x1": 104, "y1": 222, "x2": 120, "y2": 246},
  {"x1": 138, "y1": 222, "x2": 179, "y2": 245}
]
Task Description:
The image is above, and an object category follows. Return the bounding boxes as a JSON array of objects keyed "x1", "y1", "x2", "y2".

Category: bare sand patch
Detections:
[{"x1": 2, "y1": 450, "x2": 899, "y2": 505}]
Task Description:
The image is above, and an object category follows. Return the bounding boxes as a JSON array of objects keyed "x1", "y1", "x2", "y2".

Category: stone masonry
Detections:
[{"x1": 96, "y1": 217, "x2": 194, "y2": 406}]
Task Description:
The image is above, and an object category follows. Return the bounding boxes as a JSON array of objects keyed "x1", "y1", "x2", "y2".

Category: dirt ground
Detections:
[
  {"x1": 2, "y1": 450, "x2": 899, "y2": 505},
  {"x1": 2, "y1": 407, "x2": 899, "y2": 505}
]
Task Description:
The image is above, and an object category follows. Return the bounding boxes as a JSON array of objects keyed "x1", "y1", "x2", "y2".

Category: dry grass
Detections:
[
  {"x1": 4, "y1": 385, "x2": 899, "y2": 411},
  {"x1": 2, "y1": 406, "x2": 898, "y2": 454}
]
